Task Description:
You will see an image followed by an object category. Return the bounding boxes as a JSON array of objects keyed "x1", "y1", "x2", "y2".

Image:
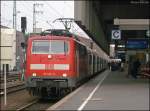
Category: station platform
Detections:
[{"x1": 47, "y1": 69, "x2": 149, "y2": 110}]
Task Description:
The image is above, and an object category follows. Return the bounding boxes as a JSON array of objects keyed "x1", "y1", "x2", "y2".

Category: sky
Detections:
[{"x1": 1, "y1": 1, "x2": 89, "y2": 38}]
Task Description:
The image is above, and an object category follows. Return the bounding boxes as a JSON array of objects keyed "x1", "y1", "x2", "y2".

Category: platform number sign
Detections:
[{"x1": 112, "y1": 30, "x2": 121, "y2": 40}]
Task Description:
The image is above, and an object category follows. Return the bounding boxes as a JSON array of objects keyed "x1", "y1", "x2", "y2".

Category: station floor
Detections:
[{"x1": 48, "y1": 69, "x2": 149, "y2": 110}]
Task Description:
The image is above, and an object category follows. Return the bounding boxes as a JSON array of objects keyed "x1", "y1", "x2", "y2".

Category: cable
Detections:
[
  {"x1": 17, "y1": 2, "x2": 46, "y2": 22},
  {"x1": 3, "y1": 1, "x2": 75, "y2": 32},
  {"x1": 17, "y1": 2, "x2": 49, "y2": 32},
  {"x1": 45, "y1": 1, "x2": 64, "y2": 18},
  {"x1": 64, "y1": 1, "x2": 73, "y2": 9},
  {"x1": 63, "y1": 1, "x2": 74, "y2": 13}
]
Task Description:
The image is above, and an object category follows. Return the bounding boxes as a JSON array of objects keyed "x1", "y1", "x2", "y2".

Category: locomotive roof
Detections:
[
  {"x1": 40, "y1": 29, "x2": 72, "y2": 37},
  {"x1": 29, "y1": 35, "x2": 72, "y2": 40},
  {"x1": 29, "y1": 34, "x2": 88, "y2": 49},
  {"x1": 29, "y1": 29, "x2": 81, "y2": 40}
]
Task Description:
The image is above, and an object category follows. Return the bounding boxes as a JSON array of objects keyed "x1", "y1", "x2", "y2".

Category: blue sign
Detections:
[{"x1": 126, "y1": 39, "x2": 149, "y2": 49}]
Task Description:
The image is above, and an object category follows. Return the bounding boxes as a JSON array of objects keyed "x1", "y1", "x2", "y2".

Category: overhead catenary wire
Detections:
[
  {"x1": 63, "y1": 1, "x2": 74, "y2": 10},
  {"x1": 17, "y1": 2, "x2": 51, "y2": 32},
  {"x1": 17, "y1": 2, "x2": 44, "y2": 22},
  {"x1": 43, "y1": 2, "x2": 70, "y2": 30},
  {"x1": 45, "y1": 1, "x2": 64, "y2": 18},
  {"x1": 2, "y1": 1, "x2": 80, "y2": 34},
  {"x1": 1, "y1": 1, "x2": 65, "y2": 30},
  {"x1": 44, "y1": 2, "x2": 66, "y2": 29},
  {"x1": 20, "y1": 1, "x2": 65, "y2": 31},
  {"x1": 44, "y1": 1, "x2": 81, "y2": 34}
]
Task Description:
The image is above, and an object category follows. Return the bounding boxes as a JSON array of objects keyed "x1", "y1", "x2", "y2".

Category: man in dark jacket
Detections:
[{"x1": 132, "y1": 59, "x2": 141, "y2": 79}]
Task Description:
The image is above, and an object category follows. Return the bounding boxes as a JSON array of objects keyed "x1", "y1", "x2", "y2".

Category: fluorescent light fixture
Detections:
[
  {"x1": 110, "y1": 44, "x2": 115, "y2": 47},
  {"x1": 118, "y1": 45, "x2": 125, "y2": 48}
]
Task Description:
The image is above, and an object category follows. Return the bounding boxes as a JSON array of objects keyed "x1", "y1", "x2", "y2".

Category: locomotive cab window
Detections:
[{"x1": 32, "y1": 40, "x2": 69, "y2": 54}]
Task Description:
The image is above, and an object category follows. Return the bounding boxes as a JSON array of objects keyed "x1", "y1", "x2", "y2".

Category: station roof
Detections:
[
  {"x1": 92, "y1": 0, "x2": 149, "y2": 42},
  {"x1": 74, "y1": 0, "x2": 149, "y2": 54}
]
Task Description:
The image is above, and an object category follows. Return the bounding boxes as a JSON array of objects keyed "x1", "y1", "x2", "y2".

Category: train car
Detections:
[
  {"x1": 24, "y1": 29, "x2": 108, "y2": 98},
  {"x1": 87, "y1": 47, "x2": 93, "y2": 76}
]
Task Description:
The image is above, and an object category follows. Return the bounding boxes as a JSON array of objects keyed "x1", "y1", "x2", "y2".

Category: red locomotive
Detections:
[{"x1": 25, "y1": 29, "x2": 108, "y2": 98}]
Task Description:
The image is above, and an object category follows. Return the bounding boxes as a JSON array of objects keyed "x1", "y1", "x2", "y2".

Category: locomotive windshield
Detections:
[{"x1": 32, "y1": 40, "x2": 69, "y2": 54}]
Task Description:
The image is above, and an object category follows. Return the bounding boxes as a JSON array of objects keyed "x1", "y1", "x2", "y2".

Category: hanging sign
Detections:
[{"x1": 112, "y1": 30, "x2": 121, "y2": 40}]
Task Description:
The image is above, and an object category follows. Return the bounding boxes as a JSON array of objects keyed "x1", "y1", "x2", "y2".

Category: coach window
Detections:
[
  {"x1": 89, "y1": 55, "x2": 92, "y2": 65},
  {"x1": 93, "y1": 55, "x2": 95, "y2": 71},
  {"x1": 97, "y1": 57, "x2": 99, "y2": 70},
  {"x1": 79, "y1": 45, "x2": 83, "y2": 56}
]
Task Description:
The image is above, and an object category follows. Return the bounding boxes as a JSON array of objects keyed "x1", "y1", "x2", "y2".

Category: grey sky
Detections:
[
  {"x1": 1, "y1": 1, "x2": 74, "y2": 31},
  {"x1": 1, "y1": 1, "x2": 89, "y2": 38}
]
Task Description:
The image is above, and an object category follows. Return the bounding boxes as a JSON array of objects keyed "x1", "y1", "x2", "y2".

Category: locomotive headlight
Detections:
[
  {"x1": 62, "y1": 73, "x2": 67, "y2": 77},
  {"x1": 32, "y1": 73, "x2": 37, "y2": 76},
  {"x1": 48, "y1": 55, "x2": 52, "y2": 59}
]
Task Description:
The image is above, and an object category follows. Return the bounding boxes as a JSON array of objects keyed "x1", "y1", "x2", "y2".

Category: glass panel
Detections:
[
  {"x1": 32, "y1": 40, "x2": 69, "y2": 54},
  {"x1": 32, "y1": 41, "x2": 49, "y2": 54}
]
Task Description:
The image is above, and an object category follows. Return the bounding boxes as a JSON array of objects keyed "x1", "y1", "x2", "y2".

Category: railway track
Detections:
[
  {"x1": 16, "y1": 92, "x2": 70, "y2": 110},
  {"x1": 0, "y1": 71, "x2": 25, "y2": 95},
  {"x1": 0, "y1": 82, "x2": 25, "y2": 96},
  {"x1": 16, "y1": 98, "x2": 59, "y2": 111},
  {"x1": 0, "y1": 73, "x2": 20, "y2": 83},
  {"x1": 16, "y1": 99, "x2": 39, "y2": 111}
]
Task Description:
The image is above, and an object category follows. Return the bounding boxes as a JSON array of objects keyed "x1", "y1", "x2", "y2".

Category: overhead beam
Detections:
[
  {"x1": 114, "y1": 19, "x2": 150, "y2": 30},
  {"x1": 114, "y1": 19, "x2": 150, "y2": 25},
  {"x1": 119, "y1": 25, "x2": 149, "y2": 30}
]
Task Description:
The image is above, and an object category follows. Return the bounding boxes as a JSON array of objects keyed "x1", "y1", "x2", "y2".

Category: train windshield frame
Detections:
[{"x1": 31, "y1": 40, "x2": 69, "y2": 54}]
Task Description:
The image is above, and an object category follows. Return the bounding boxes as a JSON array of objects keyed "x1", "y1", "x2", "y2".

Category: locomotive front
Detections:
[{"x1": 25, "y1": 36, "x2": 76, "y2": 98}]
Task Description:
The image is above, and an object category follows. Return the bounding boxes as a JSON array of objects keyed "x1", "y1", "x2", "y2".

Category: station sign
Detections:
[
  {"x1": 112, "y1": 30, "x2": 121, "y2": 40},
  {"x1": 126, "y1": 39, "x2": 148, "y2": 49}
]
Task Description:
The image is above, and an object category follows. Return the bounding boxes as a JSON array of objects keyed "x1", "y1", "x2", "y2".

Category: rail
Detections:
[
  {"x1": 0, "y1": 72, "x2": 21, "y2": 83},
  {"x1": 0, "y1": 82, "x2": 25, "y2": 96}
]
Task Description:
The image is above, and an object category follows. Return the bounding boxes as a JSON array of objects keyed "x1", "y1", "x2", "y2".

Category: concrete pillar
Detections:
[
  {"x1": 85, "y1": 1, "x2": 90, "y2": 30},
  {"x1": 74, "y1": 1, "x2": 88, "y2": 27},
  {"x1": 89, "y1": 2, "x2": 94, "y2": 34},
  {"x1": 74, "y1": 1, "x2": 83, "y2": 22},
  {"x1": 74, "y1": 1, "x2": 109, "y2": 53}
]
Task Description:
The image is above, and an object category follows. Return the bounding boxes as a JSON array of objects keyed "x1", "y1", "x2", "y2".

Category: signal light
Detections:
[{"x1": 21, "y1": 17, "x2": 26, "y2": 33}]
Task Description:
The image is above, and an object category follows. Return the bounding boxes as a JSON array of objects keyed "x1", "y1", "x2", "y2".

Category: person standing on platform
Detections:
[
  {"x1": 108, "y1": 62, "x2": 111, "y2": 70},
  {"x1": 126, "y1": 58, "x2": 134, "y2": 78},
  {"x1": 132, "y1": 59, "x2": 141, "y2": 79},
  {"x1": 120, "y1": 62, "x2": 124, "y2": 71},
  {"x1": 124, "y1": 61, "x2": 128, "y2": 74}
]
